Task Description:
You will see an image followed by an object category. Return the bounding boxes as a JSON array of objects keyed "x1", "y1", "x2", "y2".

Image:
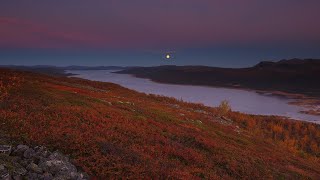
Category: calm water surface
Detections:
[{"x1": 67, "y1": 70, "x2": 320, "y2": 124}]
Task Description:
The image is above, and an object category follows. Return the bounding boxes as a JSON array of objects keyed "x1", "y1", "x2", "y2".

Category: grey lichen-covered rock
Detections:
[
  {"x1": 39, "y1": 151, "x2": 81, "y2": 179},
  {"x1": 0, "y1": 164, "x2": 10, "y2": 180},
  {"x1": 0, "y1": 144, "x2": 89, "y2": 180},
  {"x1": 12, "y1": 175, "x2": 23, "y2": 180},
  {"x1": 48, "y1": 151, "x2": 70, "y2": 162},
  {"x1": 27, "y1": 171, "x2": 40, "y2": 180},
  {"x1": 43, "y1": 172, "x2": 54, "y2": 180},
  {"x1": 12, "y1": 145, "x2": 29, "y2": 156},
  {"x1": 0, "y1": 145, "x2": 12, "y2": 155},
  {"x1": 27, "y1": 162, "x2": 43, "y2": 174},
  {"x1": 12, "y1": 166, "x2": 27, "y2": 176},
  {"x1": 17, "y1": 158, "x2": 29, "y2": 168},
  {"x1": 23, "y1": 148, "x2": 36, "y2": 159},
  {"x1": 34, "y1": 146, "x2": 50, "y2": 158}
]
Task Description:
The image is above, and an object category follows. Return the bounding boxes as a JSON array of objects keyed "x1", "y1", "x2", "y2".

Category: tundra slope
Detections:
[{"x1": 0, "y1": 68, "x2": 319, "y2": 179}]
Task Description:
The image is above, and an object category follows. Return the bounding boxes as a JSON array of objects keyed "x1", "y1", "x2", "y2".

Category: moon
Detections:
[{"x1": 166, "y1": 54, "x2": 170, "y2": 59}]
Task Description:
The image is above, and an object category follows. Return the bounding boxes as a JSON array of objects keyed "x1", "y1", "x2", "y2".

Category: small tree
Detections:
[{"x1": 217, "y1": 100, "x2": 231, "y2": 116}]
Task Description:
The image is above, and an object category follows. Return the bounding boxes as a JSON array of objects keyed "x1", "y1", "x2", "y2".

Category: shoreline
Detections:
[
  {"x1": 66, "y1": 70, "x2": 320, "y2": 123},
  {"x1": 257, "y1": 90, "x2": 320, "y2": 116},
  {"x1": 113, "y1": 71, "x2": 320, "y2": 118},
  {"x1": 2, "y1": 67, "x2": 320, "y2": 178}
]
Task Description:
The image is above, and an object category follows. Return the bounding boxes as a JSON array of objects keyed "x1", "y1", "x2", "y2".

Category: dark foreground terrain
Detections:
[
  {"x1": 0, "y1": 68, "x2": 320, "y2": 179},
  {"x1": 116, "y1": 59, "x2": 320, "y2": 97}
]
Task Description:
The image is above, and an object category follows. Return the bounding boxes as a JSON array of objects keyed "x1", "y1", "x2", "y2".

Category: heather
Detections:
[{"x1": 1, "y1": 68, "x2": 319, "y2": 179}]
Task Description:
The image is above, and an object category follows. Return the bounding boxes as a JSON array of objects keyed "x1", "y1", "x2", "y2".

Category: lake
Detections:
[{"x1": 67, "y1": 70, "x2": 320, "y2": 124}]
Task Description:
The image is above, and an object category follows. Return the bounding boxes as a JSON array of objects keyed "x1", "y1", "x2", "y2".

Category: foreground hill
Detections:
[
  {"x1": 116, "y1": 59, "x2": 320, "y2": 97},
  {"x1": 0, "y1": 68, "x2": 320, "y2": 179}
]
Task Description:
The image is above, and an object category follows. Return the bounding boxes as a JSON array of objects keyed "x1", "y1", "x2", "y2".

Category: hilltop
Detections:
[
  {"x1": 116, "y1": 59, "x2": 320, "y2": 97},
  {"x1": 0, "y1": 68, "x2": 320, "y2": 179}
]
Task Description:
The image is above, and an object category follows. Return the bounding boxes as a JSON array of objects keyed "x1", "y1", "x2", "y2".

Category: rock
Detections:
[
  {"x1": 79, "y1": 172, "x2": 90, "y2": 180},
  {"x1": 194, "y1": 109, "x2": 208, "y2": 114},
  {"x1": 27, "y1": 163, "x2": 43, "y2": 174},
  {"x1": 48, "y1": 151, "x2": 69, "y2": 162},
  {"x1": 1, "y1": 174, "x2": 10, "y2": 180},
  {"x1": 125, "y1": 101, "x2": 134, "y2": 105},
  {"x1": 39, "y1": 151, "x2": 79, "y2": 179},
  {"x1": 0, "y1": 164, "x2": 10, "y2": 180},
  {"x1": 0, "y1": 164, "x2": 7, "y2": 171},
  {"x1": 221, "y1": 116, "x2": 232, "y2": 122},
  {"x1": 17, "y1": 158, "x2": 29, "y2": 167},
  {"x1": 1, "y1": 143, "x2": 88, "y2": 180},
  {"x1": 27, "y1": 172, "x2": 40, "y2": 180},
  {"x1": 17, "y1": 144, "x2": 29, "y2": 150},
  {"x1": 39, "y1": 159, "x2": 77, "y2": 176},
  {"x1": 23, "y1": 148, "x2": 35, "y2": 159},
  {"x1": 31, "y1": 154, "x2": 42, "y2": 165},
  {"x1": 12, "y1": 167, "x2": 27, "y2": 176},
  {"x1": 0, "y1": 145, "x2": 12, "y2": 155},
  {"x1": 170, "y1": 104, "x2": 180, "y2": 109},
  {"x1": 12, "y1": 175, "x2": 23, "y2": 180},
  {"x1": 13, "y1": 145, "x2": 29, "y2": 156},
  {"x1": 34, "y1": 146, "x2": 50, "y2": 158},
  {"x1": 43, "y1": 172, "x2": 53, "y2": 180}
]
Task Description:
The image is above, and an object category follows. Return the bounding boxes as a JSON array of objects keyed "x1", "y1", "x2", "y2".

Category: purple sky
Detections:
[{"x1": 0, "y1": 0, "x2": 320, "y2": 66}]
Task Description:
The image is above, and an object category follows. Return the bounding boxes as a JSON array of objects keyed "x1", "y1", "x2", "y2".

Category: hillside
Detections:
[
  {"x1": 0, "y1": 68, "x2": 320, "y2": 179},
  {"x1": 116, "y1": 59, "x2": 320, "y2": 97}
]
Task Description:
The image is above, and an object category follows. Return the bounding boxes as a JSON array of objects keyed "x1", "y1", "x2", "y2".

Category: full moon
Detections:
[{"x1": 166, "y1": 54, "x2": 170, "y2": 59}]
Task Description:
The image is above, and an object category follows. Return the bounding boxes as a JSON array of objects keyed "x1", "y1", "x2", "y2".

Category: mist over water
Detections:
[{"x1": 67, "y1": 70, "x2": 320, "y2": 124}]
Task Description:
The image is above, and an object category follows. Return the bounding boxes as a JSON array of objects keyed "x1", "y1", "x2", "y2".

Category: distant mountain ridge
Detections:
[
  {"x1": 63, "y1": 65, "x2": 126, "y2": 70},
  {"x1": 116, "y1": 59, "x2": 320, "y2": 97},
  {"x1": 0, "y1": 65, "x2": 126, "y2": 70},
  {"x1": 0, "y1": 65, "x2": 127, "y2": 76},
  {"x1": 254, "y1": 58, "x2": 320, "y2": 70}
]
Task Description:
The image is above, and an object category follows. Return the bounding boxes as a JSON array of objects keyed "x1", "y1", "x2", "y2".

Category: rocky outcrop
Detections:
[{"x1": 0, "y1": 144, "x2": 89, "y2": 180}]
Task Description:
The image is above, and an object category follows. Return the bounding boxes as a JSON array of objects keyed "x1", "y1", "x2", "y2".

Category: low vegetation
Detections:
[
  {"x1": 217, "y1": 100, "x2": 231, "y2": 117},
  {"x1": 0, "y1": 68, "x2": 319, "y2": 179}
]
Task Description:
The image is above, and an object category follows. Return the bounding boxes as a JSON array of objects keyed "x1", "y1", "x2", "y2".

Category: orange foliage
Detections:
[{"x1": 228, "y1": 112, "x2": 320, "y2": 157}]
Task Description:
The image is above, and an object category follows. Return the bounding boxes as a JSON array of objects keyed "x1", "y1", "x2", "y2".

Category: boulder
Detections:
[
  {"x1": 0, "y1": 164, "x2": 10, "y2": 180},
  {"x1": 0, "y1": 145, "x2": 12, "y2": 155},
  {"x1": 27, "y1": 163, "x2": 43, "y2": 174},
  {"x1": 13, "y1": 145, "x2": 29, "y2": 156},
  {"x1": 23, "y1": 148, "x2": 36, "y2": 159},
  {"x1": 0, "y1": 143, "x2": 88, "y2": 180},
  {"x1": 12, "y1": 175, "x2": 23, "y2": 180},
  {"x1": 27, "y1": 172, "x2": 40, "y2": 180},
  {"x1": 12, "y1": 166, "x2": 27, "y2": 176},
  {"x1": 43, "y1": 172, "x2": 54, "y2": 180}
]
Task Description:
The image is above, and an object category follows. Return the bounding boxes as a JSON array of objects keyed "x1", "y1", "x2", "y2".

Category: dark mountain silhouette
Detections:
[
  {"x1": 0, "y1": 65, "x2": 127, "y2": 76},
  {"x1": 116, "y1": 59, "x2": 320, "y2": 97}
]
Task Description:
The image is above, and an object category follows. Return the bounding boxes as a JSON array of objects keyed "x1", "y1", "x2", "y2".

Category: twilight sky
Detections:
[{"x1": 1, "y1": 0, "x2": 320, "y2": 67}]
